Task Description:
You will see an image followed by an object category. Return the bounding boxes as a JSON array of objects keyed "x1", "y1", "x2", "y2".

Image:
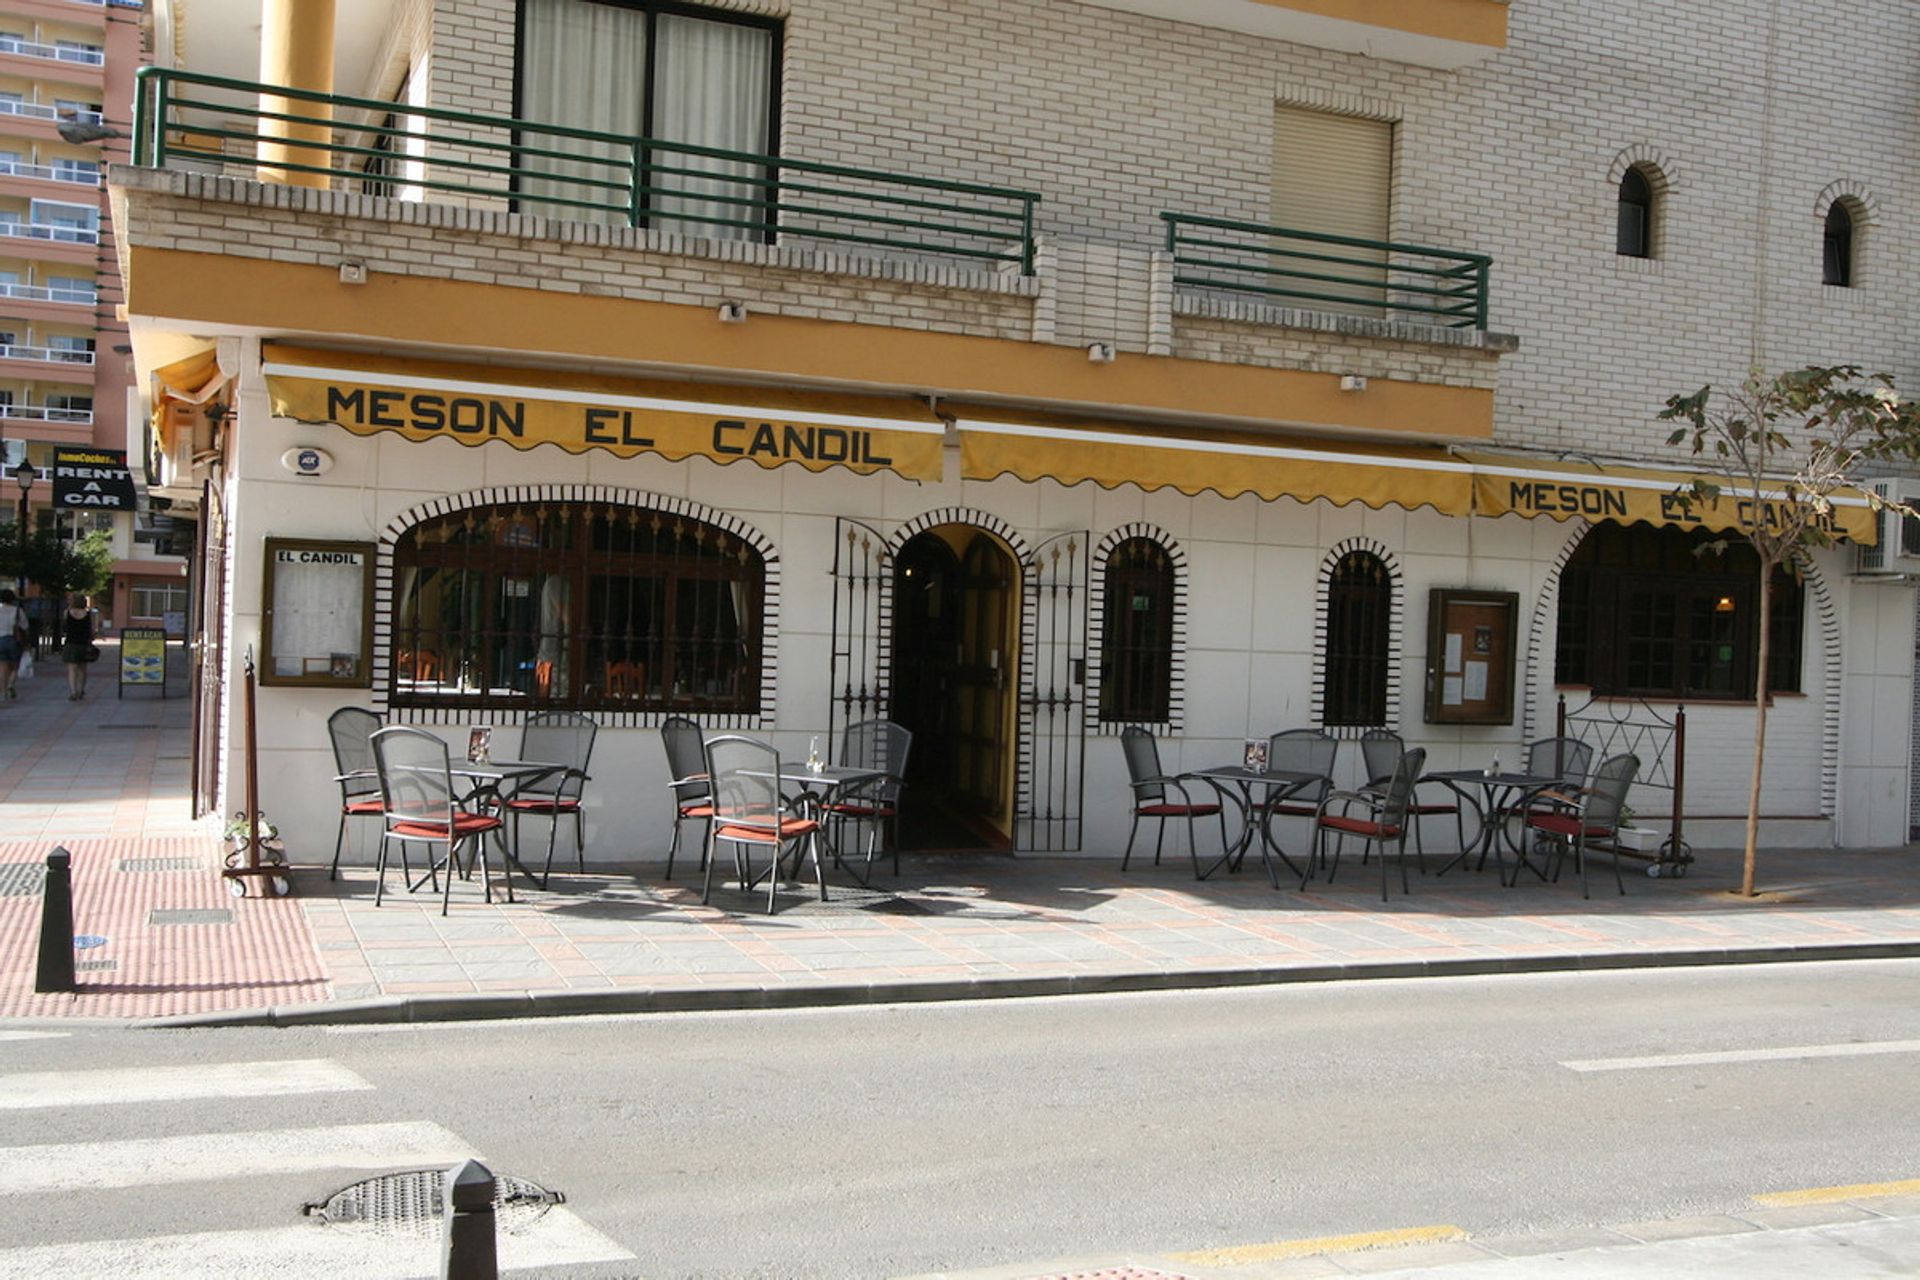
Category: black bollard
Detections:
[
  {"x1": 34, "y1": 847, "x2": 75, "y2": 994},
  {"x1": 438, "y1": 1158, "x2": 498, "y2": 1280}
]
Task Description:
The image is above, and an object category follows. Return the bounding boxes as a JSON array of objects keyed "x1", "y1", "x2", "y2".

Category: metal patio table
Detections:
[
  {"x1": 1423, "y1": 769, "x2": 1567, "y2": 884},
  {"x1": 740, "y1": 764, "x2": 888, "y2": 882},
  {"x1": 450, "y1": 758, "x2": 570, "y2": 892},
  {"x1": 1190, "y1": 764, "x2": 1331, "y2": 887}
]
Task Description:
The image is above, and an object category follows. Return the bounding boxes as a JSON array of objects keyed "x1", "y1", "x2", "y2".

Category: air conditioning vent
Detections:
[{"x1": 1856, "y1": 479, "x2": 1920, "y2": 574}]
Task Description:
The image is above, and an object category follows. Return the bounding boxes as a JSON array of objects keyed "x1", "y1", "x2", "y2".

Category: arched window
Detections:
[
  {"x1": 1324, "y1": 549, "x2": 1391, "y2": 726},
  {"x1": 1616, "y1": 167, "x2": 1653, "y2": 258},
  {"x1": 1098, "y1": 536, "x2": 1174, "y2": 723},
  {"x1": 390, "y1": 500, "x2": 765, "y2": 713},
  {"x1": 1554, "y1": 524, "x2": 1802, "y2": 699},
  {"x1": 1823, "y1": 202, "x2": 1854, "y2": 287}
]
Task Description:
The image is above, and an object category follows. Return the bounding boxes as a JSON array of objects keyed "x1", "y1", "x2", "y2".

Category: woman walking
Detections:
[
  {"x1": 0, "y1": 588, "x2": 24, "y2": 699},
  {"x1": 60, "y1": 594, "x2": 94, "y2": 701}
]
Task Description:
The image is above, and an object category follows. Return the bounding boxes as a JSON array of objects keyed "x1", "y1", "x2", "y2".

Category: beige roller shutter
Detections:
[{"x1": 1272, "y1": 105, "x2": 1393, "y2": 314}]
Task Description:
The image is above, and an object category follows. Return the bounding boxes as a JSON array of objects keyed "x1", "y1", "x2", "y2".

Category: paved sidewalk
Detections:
[{"x1": 1, "y1": 646, "x2": 1918, "y2": 1024}]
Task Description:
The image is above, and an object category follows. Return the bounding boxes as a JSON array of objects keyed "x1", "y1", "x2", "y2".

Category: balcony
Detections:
[
  {"x1": 117, "y1": 68, "x2": 1508, "y2": 443},
  {"x1": 0, "y1": 280, "x2": 95, "y2": 304},
  {"x1": 0, "y1": 100, "x2": 101, "y2": 125},
  {"x1": 0, "y1": 36, "x2": 104, "y2": 68},
  {"x1": 0, "y1": 220, "x2": 98, "y2": 245},
  {"x1": 1069, "y1": 0, "x2": 1509, "y2": 70},
  {"x1": 0, "y1": 400, "x2": 91, "y2": 423},
  {"x1": 0, "y1": 158, "x2": 99, "y2": 187},
  {"x1": 0, "y1": 341, "x2": 93, "y2": 365}
]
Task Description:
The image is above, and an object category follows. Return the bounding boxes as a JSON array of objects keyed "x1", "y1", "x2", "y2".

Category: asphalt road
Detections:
[{"x1": 4, "y1": 958, "x2": 1919, "y2": 1277}]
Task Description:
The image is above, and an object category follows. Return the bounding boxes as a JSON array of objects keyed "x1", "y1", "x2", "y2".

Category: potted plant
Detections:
[{"x1": 1613, "y1": 805, "x2": 1660, "y2": 853}]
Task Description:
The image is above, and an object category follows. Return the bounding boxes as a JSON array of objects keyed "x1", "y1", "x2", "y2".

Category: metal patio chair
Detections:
[
  {"x1": 505, "y1": 710, "x2": 597, "y2": 887},
  {"x1": 825, "y1": 718, "x2": 913, "y2": 883},
  {"x1": 701, "y1": 734, "x2": 825, "y2": 914},
  {"x1": 1252, "y1": 728, "x2": 1338, "y2": 871},
  {"x1": 1119, "y1": 725, "x2": 1227, "y2": 876},
  {"x1": 370, "y1": 725, "x2": 507, "y2": 916},
  {"x1": 659, "y1": 715, "x2": 711, "y2": 879},
  {"x1": 327, "y1": 706, "x2": 385, "y2": 881},
  {"x1": 1360, "y1": 728, "x2": 1464, "y2": 871},
  {"x1": 1526, "y1": 751, "x2": 1639, "y2": 899},
  {"x1": 1306, "y1": 746, "x2": 1425, "y2": 903}
]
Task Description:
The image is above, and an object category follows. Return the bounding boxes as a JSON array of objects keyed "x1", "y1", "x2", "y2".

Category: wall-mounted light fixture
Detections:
[
  {"x1": 1086, "y1": 342, "x2": 1115, "y2": 364},
  {"x1": 1339, "y1": 374, "x2": 1369, "y2": 392},
  {"x1": 339, "y1": 261, "x2": 368, "y2": 285},
  {"x1": 718, "y1": 301, "x2": 748, "y2": 324}
]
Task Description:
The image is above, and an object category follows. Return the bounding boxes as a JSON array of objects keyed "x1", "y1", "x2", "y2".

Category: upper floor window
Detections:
[
  {"x1": 1098, "y1": 536, "x2": 1174, "y2": 723},
  {"x1": 518, "y1": 0, "x2": 779, "y2": 237},
  {"x1": 391, "y1": 500, "x2": 765, "y2": 714},
  {"x1": 1616, "y1": 167, "x2": 1653, "y2": 258},
  {"x1": 1823, "y1": 202, "x2": 1854, "y2": 287},
  {"x1": 1555, "y1": 523, "x2": 1802, "y2": 699},
  {"x1": 1272, "y1": 103, "x2": 1393, "y2": 316},
  {"x1": 1324, "y1": 549, "x2": 1391, "y2": 726}
]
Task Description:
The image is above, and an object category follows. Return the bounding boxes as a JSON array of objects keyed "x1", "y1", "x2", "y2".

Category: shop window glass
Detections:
[
  {"x1": 391, "y1": 500, "x2": 764, "y2": 713},
  {"x1": 1324, "y1": 549, "x2": 1391, "y2": 726},
  {"x1": 1098, "y1": 536, "x2": 1174, "y2": 723},
  {"x1": 1555, "y1": 524, "x2": 1802, "y2": 699}
]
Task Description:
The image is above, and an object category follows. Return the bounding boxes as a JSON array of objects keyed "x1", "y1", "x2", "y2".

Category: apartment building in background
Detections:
[
  {"x1": 0, "y1": 0, "x2": 187, "y2": 636},
  {"x1": 110, "y1": 1, "x2": 1920, "y2": 854}
]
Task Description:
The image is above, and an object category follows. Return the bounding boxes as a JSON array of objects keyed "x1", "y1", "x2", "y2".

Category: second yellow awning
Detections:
[{"x1": 958, "y1": 412, "x2": 1476, "y2": 515}]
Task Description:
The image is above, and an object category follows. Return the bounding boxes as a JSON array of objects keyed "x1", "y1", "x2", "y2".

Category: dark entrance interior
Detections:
[{"x1": 890, "y1": 527, "x2": 1016, "y2": 851}]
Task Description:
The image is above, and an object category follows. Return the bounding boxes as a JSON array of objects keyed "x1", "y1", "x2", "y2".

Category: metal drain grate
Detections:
[
  {"x1": 148, "y1": 908, "x2": 233, "y2": 926},
  {"x1": 119, "y1": 858, "x2": 204, "y2": 873},
  {"x1": 304, "y1": 1170, "x2": 564, "y2": 1238},
  {"x1": 0, "y1": 863, "x2": 44, "y2": 897}
]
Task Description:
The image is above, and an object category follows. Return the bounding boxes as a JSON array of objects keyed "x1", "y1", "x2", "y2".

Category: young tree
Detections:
[{"x1": 1660, "y1": 366, "x2": 1920, "y2": 897}]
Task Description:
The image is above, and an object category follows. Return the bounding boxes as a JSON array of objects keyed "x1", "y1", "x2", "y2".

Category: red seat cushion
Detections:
[
  {"x1": 1408, "y1": 802, "x2": 1459, "y2": 815},
  {"x1": 1260, "y1": 803, "x2": 1318, "y2": 817},
  {"x1": 825, "y1": 803, "x2": 894, "y2": 818},
  {"x1": 1527, "y1": 813, "x2": 1613, "y2": 839},
  {"x1": 1317, "y1": 814, "x2": 1401, "y2": 839},
  {"x1": 715, "y1": 818, "x2": 821, "y2": 842},
  {"x1": 506, "y1": 797, "x2": 581, "y2": 813},
  {"x1": 342, "y1": 799, "x2": 385, "y2": 815},
  {"x1": 390, "y1": 812, "x2": 502, "y2": 840},
  {"x1": 677, "y1": 803, "x2": 715, "y2": 818},
  {"x1": 1137, "y1": 802, "x2": 1221, "y2": 818}
]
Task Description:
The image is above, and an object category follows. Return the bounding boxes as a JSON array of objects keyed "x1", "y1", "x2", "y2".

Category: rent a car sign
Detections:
[{"x1": 52, "y1": 447, "x2": 136, "y2": 510}]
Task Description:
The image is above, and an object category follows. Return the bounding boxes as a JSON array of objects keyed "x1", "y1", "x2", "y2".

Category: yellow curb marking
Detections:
[
  {"x1": 1169, "y1": 1224, "x2": 1468, "y2": 1267},
  {"x1": 1754, "y1": 1178, "x2": 1920, "y2": 1207}
]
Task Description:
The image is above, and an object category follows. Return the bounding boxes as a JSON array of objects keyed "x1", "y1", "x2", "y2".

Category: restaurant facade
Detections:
[{"x1": 112, "y1": 0, "x2": 1920, "y2": 867}]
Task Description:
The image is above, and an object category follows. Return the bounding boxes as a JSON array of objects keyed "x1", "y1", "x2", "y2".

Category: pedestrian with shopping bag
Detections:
[{"x1": 0, "y1": 588, "x2": 24, "y2": 699}]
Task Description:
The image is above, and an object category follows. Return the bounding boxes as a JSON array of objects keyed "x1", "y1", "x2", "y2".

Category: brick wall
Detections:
[{"x1": 409, "y1": 0, "x2": 1916, "y2": 464}]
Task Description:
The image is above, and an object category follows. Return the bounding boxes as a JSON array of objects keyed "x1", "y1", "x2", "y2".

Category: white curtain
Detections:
[
  {"x1": 652, "y1": 14, "x2": 772, "y2": 239},
  {"x1": 520, "y1": 0, "x2": 648, "y2": 220}
]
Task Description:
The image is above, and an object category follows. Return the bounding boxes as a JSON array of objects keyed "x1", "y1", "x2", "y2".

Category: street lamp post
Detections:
[{"x1": 14, "y1": 464, "x2": 32, "y2": 593}]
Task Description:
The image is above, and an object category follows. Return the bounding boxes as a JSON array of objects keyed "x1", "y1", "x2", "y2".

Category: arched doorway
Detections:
[{"x1": 891, "y1": 524, "x2": 1019, "y2": 850}]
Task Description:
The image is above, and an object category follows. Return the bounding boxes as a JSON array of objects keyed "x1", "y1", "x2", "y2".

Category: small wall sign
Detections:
[{"x1": 280, "y1": 446, "x2": 334, "y2": 477}]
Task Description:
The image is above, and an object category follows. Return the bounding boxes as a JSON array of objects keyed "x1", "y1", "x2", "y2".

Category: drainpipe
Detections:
[{"x1": 257, "y1": 0, "x2": 337, "y2": 189}]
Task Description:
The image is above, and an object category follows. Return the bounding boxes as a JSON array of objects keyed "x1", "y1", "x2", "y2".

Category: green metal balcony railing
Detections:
[
  {"x1": 131, "y1": 68, "x2": 1041, "y2": 274},
  {"x1": 1162, "y1": 212, "x2": 1490, "y2": 330}
]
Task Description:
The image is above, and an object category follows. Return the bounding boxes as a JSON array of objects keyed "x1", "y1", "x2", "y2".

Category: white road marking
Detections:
[
  {"x1": 0, "y1": 1122, "x2": 472, "y2": 1194},
  {"x1": 0, "y1": 1059, "x2": 373, "y2": 1109},
  {"x1": 0, "y1": 1032, "x2": 68, "y2": 1042},
  {"x1": 1564, "y1": 1038, "x2": 1920, "y2": 1072},
  {"x1": 0, "y1": 1210, "x2": 635, "y2": 1278}
]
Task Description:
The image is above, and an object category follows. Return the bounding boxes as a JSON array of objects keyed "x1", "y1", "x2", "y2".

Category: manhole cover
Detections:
[
  {"x1": 0, "y1": 863, "x2": 44, "y2": 897},
  {"x1": 119, "y1": 858, "x2": 204, "y2": 873},
  {"x1": 148, "y1": 908, "x2": 233, "y2": 925},
  {"x1": 304, "y1": 1170, "x2": 564, "y2": 1238}
]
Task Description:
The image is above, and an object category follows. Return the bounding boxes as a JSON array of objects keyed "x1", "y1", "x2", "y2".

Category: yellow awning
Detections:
[
  {"x1": 262, "y1": 344, "x2": 946, "y2": 482},
  {"x1": 150, "y1": 346, "x2": 232, "y2": 452},
  {"x1": 1461, "y1": 451, "x2": 1878, "y2": 543},
  {"x1": 958, "y1": 412, "x2": 1476, "y2": 515}
]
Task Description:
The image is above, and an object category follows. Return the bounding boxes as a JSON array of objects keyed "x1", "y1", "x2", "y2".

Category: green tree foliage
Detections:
[
  {"x1": 0, "y1": 523, "x2": 113, "y2": 605},
  {"x1": 1660, "y1": 366, "x2": 1920, "y2": 896}
]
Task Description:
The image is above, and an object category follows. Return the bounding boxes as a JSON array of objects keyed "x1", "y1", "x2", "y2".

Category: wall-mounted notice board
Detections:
[
  {"x1": 260, "y1": 538, "x2": 375, "y2": 688},
  {"x1": 1424, "y1": 588, "x2": 1519, "y2": 725}
]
